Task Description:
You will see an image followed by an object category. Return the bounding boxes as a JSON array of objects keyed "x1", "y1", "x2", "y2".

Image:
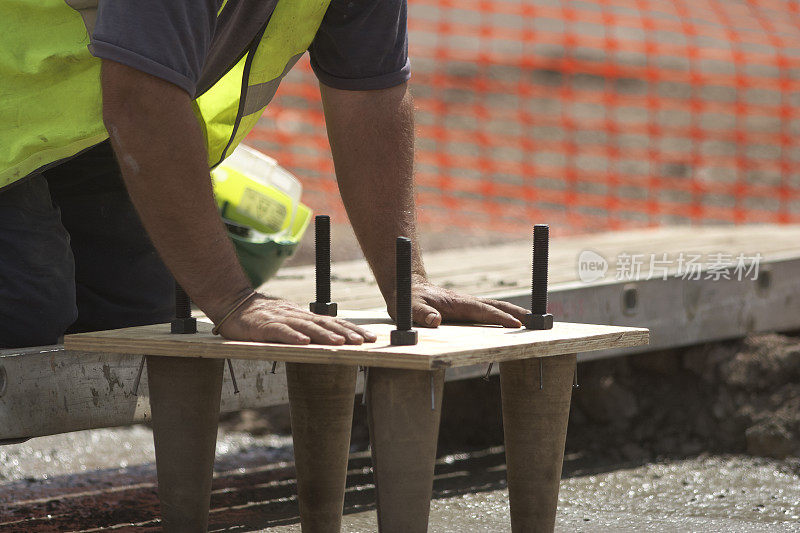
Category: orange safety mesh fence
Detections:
[{"x1": 246, "y1": 0, "x2": 800, "y2": 236}]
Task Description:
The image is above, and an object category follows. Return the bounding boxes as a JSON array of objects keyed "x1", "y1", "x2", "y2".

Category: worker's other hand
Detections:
[
  {"x1": 396, "y1": 277, "x2": 530, "y2": 328},
  {"x1": 216, "y1": 294, "x2": 378, "y2": 345}
]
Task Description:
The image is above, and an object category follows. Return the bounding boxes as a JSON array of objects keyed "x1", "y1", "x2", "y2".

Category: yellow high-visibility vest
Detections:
[{"x1": 0, "y1": 0, "x2": 331, "y2": 189}]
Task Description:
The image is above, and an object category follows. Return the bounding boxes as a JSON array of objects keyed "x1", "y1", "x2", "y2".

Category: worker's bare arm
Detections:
[
  {"x1": 100, "y1": 60, "x2": 375, "y2": 345},
  {"x1": 320, "y1": 82, "x2": 529, "y2": 327}
]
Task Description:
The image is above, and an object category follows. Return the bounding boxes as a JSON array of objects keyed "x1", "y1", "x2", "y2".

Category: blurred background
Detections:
[{"x1": 246, "y1": 0, "x2": 800, "y2": 262}]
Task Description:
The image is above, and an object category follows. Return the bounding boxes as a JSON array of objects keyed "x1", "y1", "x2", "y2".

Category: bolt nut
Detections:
[
  {"x1": 171, "y1": 317, "x2": 197, "y2": 334},
  {"x1": 310, "y1": 301, "x2": 338, "y2": 317},
  {"x1": 391, "y1": 329, "x2": 418, "y2": 346},
  {"x1": 525, "y1": 313, "x2": 553, "y2": 330}
]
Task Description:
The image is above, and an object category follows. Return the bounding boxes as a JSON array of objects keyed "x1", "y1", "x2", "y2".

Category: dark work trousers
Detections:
[{"x1": 0, "y1": 141, "x2": 174, "y2": 348}]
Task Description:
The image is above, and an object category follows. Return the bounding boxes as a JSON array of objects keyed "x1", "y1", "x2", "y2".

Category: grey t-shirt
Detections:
[{"x1": 90, "y1": 0, "x2": 410, "y2": 98}]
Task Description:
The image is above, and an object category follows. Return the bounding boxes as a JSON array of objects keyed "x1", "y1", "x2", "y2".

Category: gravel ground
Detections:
[
  {"x1": 1, "y1": 428, "x2": 799, "y2": 531},
  {"x1": 274, "y1": 455, "x2": 800, "y2": 532}
]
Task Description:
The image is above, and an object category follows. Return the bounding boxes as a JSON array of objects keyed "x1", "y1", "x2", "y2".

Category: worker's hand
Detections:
[
  {"x1": 392, "y1": 276, "x2": 530, "y2": 328},
  {"x1": 216, "y1": 294, "x2": 378, "y2": 345}
]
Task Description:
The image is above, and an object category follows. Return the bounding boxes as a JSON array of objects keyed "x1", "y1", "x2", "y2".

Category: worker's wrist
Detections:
[
  {"x1": 211, "y1": 290, "x2": 259, "y2": 335},
  {"x1": 202, "y1": 285, "x2": 255, "y2": 325}
]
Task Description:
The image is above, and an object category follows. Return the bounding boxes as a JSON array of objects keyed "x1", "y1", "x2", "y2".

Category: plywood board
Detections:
[{"x1": 66, "y1": 312, "x2": 648, "y2": 371}]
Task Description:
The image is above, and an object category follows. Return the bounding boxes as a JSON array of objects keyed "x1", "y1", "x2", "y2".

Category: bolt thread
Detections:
[
  {"x1": 395, "y1": 237, "x2": 413, "y2": 331},
  {"x1": 315, "y1": 215, "x2": 331, "y2": 303},
  {"x1": 175, "y1": 283, "x2": 191, "y2": 319},
  {"x1": 532, "y1": 224, "x2": 549, "y2": 314}
]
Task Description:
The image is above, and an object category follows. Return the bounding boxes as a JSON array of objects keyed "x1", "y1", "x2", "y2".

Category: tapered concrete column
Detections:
[
  {"x1": 286, "y1": 363, "x2": 358, "y2": 532},
  {"x1": 367, "y1": 367, "x2": 445, "y2": 533},
  {"x1": 147, "y1": 355, "x2": 225, "y2": 533},
  {"x1": 500, "y1": 353, "x2": 576, "y2": 533}
]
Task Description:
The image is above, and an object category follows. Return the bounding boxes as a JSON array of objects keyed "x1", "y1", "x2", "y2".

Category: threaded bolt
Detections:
[
  {"x1": 391, "y1": 236, "x2": 417, "y2": 345},
  {"x1": 532, "y1": 224, "x2": 549, "y2": 315},
  {"x1": 171, "y1": 282, "x2": 197, "y2": 334},
  {"x1": 310, "y1": 215, "x2": 337, "y2": 316},
  {"x1": 315, "y1": 215, "x2": 331, "y2": 304},
  {"x1": 175, "y1": 283, "x2": 191, "y2": 318},
  {"x1": 526, "y1": 224, "x2": 554, "y2": 330},
  {"x1": 395, "y1": 237, "x2": 412, "y2": 331}
]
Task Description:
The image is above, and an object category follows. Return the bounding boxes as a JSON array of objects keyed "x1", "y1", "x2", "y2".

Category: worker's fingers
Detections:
[
  {"x1": 217, "y1": 296, "x2": 353, "y2": 345},
  {"x1": 219, "y1": 295, "x2": 379, "y2": 345},
  {"x1": 412, "y1": 300, "x2": 443, "y2": 328},
  {"x1": 281, "y1": 317, "x2": 347, "y2": 345},
  {"x1": 252, "y1": 322, "x2": 311, "y2": 345},
  {"x1": 330, "y1": 317, "x2": 378, "y2": 343},
  {"x1": 299, "y1": 313, "x2": 371, "y2": 345},
  {"x1": 406, "y1": 282, "x2": 524, "y2": 328},
  {"x1": 284, "y1": 310, "x2": 353, "y2": 340},
  {"x1": 477, "y1": 298, "x2": 530, "y2": 322},
  {"x1": 440, "y1": 296, "x2": 522, "y2": 328},
  {"x1": 309, "y1": 316, "x2": 364, "y2": 344},
  {"x1": 283, "y1": 310, "x2": 376, "y2": 344}
]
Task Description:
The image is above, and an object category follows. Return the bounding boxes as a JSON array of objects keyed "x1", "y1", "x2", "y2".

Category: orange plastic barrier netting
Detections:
[{"x1": 246, "y1": 0, "x2": 800, "y2": 235}]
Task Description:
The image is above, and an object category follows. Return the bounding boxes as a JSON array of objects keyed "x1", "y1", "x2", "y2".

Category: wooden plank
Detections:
[
  {"x1": 65, "y1": 313, "x2": 648, "y2": 371},
  {"x1": 264, "y1": 224, "x2": 800, "y2": 310}
]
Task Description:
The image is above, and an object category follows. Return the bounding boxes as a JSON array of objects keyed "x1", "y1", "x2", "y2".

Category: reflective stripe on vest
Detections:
[
  {"x1": 196, "y1": 0, "x2": 331, "y2": 167},
  {"x1": 0, "y1": 0, "x2": 330, "y2": 189}
]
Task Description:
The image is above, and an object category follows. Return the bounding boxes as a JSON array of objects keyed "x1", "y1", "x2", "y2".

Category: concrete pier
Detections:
[
  {"x1": 366, "y1": 367, "x2": 446, "y2": 533},
  {"x1": 286, "y1": 363, "x2": 358, "y2": 532},
  {"x1": 500, "y1": 354, "x2": 576, "y2": 532},
  {"x1": 147, "y1": 356, "x2": 225, "y2": 532}
]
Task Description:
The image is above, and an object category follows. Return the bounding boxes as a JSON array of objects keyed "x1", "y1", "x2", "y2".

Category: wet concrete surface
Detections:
[{"x1": 2, "y1": 426, "x2": 799, "y2": 532}]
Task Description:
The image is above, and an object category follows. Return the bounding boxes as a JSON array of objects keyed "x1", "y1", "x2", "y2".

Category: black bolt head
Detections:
[
  {"x1": 310, "y1": 301, "x2": 338, "y2": 317},
  {"x1": 171, "y1": 317, "x2": 197, "y2": 334},
  {"x1": 525, "y1": 313, "x2": 553, "y2": 330},
  {"x1": 390, "y1": 329, "x2": 418, "y2": 346}
]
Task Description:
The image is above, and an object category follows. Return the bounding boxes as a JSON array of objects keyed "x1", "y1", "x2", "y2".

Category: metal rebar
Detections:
[
  {"x1": 132, "y1": 356, "x2": 146, "y2": 396},
  {"x1": 271, "y1": 361, "x2": 278, "y2": 374},
  {"x1": 226, "y1": 359, "x2": 239, "y2": 394},
  {"x1": 483, "y1": 362, "x2": 494, "y2": 381},
  {"x1": 539, "y1": 358, "x2": 543, "y2": 390}
]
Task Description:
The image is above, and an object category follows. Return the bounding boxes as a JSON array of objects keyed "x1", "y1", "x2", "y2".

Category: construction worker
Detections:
[{"x1": 0, "y1": 1, "x2": 530, "y2": 349}]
